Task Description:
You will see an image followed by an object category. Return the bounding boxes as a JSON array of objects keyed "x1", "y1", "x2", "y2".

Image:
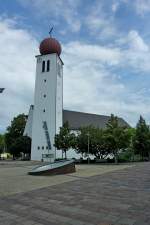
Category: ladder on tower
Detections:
[{"x1": 42, "y1": 121, "x2": 51, "y2": 150}]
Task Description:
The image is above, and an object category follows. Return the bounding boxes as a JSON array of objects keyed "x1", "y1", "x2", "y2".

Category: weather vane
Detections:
[{"x1": 49, "y1": 27, "x2": 53, "y2": 37}]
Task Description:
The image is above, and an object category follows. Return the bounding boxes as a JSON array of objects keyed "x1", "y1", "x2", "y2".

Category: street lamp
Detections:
[{"x1": 87, "y1": 132, "x2": 90, "y2": 164}]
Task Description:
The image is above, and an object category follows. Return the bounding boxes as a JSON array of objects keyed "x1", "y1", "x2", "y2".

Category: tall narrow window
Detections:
[
  {"x1": 42, "y1": 61, "x2": 45, "y2": 72},
  {"x1": 47, "y1": 60, "x2": 50, "y2": 72}
]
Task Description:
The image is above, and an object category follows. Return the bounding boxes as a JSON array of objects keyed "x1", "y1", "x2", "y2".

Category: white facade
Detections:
[
  {"x1": 31, "y1": 53, "x2": 63, "y2": 162},
  {"x1": 23, "y1": 105, "x2": 34, "y2": 138}
]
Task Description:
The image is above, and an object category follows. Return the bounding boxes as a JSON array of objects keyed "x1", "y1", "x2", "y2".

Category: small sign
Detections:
[{"x1": 42, "y1": 154, "x2": 54, "y2": 159}]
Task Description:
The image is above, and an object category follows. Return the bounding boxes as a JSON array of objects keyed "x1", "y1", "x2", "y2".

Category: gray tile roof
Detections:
[{"x1": 63, "y1": 110, "x2": 130, "y2": 130}]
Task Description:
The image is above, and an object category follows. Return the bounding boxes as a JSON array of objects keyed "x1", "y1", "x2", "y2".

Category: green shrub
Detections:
[{"x1": 118, "y1": 149, "x2": 133, "y2": 162}]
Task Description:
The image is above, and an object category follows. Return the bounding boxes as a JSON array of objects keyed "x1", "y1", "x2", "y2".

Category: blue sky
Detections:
[{"x1": 0, "y1": 0, "x2": 150, "y2": 132}]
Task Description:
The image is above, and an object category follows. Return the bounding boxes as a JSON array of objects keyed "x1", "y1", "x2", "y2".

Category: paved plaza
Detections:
[{"x1": 0, "y1": 161, "x2": 150, "y2": 225}]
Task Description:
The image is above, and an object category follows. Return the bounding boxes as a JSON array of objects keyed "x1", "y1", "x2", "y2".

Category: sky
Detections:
[{"x1": 0, "y1": 0, "x2": 150, "y2": 132}]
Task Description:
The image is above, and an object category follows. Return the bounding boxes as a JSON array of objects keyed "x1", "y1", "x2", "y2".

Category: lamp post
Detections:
[
  {"x1": 87, "y1": 132, "x2": 90, "y2": 164},
  {"x1": 0, "y1": 88, "x2": 5, "y2": 159}
]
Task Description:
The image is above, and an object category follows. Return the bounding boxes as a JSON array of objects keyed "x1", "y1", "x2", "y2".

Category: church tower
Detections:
[{"x1": 31, "y1": 36, "x2": 63, "y2": 162}]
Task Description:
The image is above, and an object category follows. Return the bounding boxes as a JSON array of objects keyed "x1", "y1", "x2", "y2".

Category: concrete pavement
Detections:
[{"x1": 0, "y1": 161, "x2": 149, "y2": 224}]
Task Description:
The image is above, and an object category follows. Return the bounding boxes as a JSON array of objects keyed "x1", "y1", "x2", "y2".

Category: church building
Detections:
[{"x1": 24, "y1": 36, "x2": 129, "y2": 161}]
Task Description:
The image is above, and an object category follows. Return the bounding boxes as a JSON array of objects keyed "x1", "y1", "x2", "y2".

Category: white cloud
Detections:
[
  {"x1": 63, "y1": 42, "x2": 121, "y2": 65},
  {"x1": 112, "y1": 2, "x2": 119, "y2": 12},
  {"x1": 85, "y1": 1, "x2": 117, "y2": 39},
  {"x1": 128, "y1": 30, "x2": 149, "y2": 52},
  {"x1": 133, "y1": 0, "x2": 150, "y2": 16},
  {"x1": 0, "y1": 17, "x2": 38, "y2": 132},
  {"x1": 117, "y1": 30, "x2": 150, "y2": 73},
  {"x1": 1, "y1": 17, "x2": 150, "y2": 132},
  {"x1": 111, "y1": 0, "x2": 150, "y2": 17},
  {"x1": 62, "y1": 41, "x2": 150, "y2": 126},
  {"x1": 62, "y1": 36, "x2": 150, "y2": 126},
  {"x1": 18, "y1": 0, "x2": 81, "y2": 33}
]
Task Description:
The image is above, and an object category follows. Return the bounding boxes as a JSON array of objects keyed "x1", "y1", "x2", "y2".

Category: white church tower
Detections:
[{"x1": 31, "y1": 36, "x2": 63, "y2": 162}]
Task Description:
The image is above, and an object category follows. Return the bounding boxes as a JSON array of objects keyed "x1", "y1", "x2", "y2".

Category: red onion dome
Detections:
[{"x1": 39, "y1": 37, "x2": 61, "y2": 56}]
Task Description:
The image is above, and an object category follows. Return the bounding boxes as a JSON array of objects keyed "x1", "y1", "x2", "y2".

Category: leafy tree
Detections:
[
  {"x1": 74, "y1": 126, "x2": 90, "y2": 157},
  {"x1": 9, "y1": 136, "x2": 31, "y2": 159},
  {"x1": 90, "y1": 128, "x2": 110, "y2": 159},
  {"x1": 0, "y1": 134, "x2": 5, "y2": 155},
  {"x1": 125, "y1": 128, "x2": 136, "y2": 161},
  {"x1": 105, "y1": 114, "x2": 131, "y2": 163},
  {"x1": 75, "y1": 126, "x2": 110, "y2": 159},
  {"x1": 5, "y1": 114, "x2": 28, "y2": 158},
  {"x1": 118, "y1": 148, "x2": 134, "y2": 162},
  {"x1": 54, "y1": 122, "x2": 75, "y2": 159},
  {"x1": 132, "y1": 116, "x2": 150, "y2": 160}
]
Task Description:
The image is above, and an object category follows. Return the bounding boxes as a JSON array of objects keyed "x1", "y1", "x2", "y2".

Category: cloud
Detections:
[
  {"x1": 0, "y1": 18, "x2": 129, "y2": 132},
  {"x1": 133, "y1": 0, "x2": 150, "y2": 16},
  {"x1": 63, "y1": 42, "x2": 121, "y2": 65},
  {"x1": 127, "y1": 30, "x2": 149, "y2": 51},
  {"x1": 62, "y1": 35, "x2": 150, "y2": 126},
  {"x1": 1, "y1": 16, "x2": 150, "y2": 132},
  {"x1": 62, "y1": 41, "x2": 145, "y2": 126},
  {"x1": 0, "y1": 17, "x2": 38, "y2": 132},
  {"x1": 63, "y1": 43, "x2": 125, "y2": 115},
  {"x1": 117, "y1": 30, "x2": 150, "y2": 73},
  {"x1": 18, "y1": 0, "x2": 81, "y2": 33},
  {"x1": 112, "y1": 2, "x2": 119, "y2": 12},
  {"x1": 85, "y1": 1, "x2": 118, "y2": 40},
  {"x1": 110, "y1": 0, "x2": 149, "y2": 16}
]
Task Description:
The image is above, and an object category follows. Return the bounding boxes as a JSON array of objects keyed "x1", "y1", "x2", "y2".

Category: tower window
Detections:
[
  {"x1": 43, "y1": 94, "x2": 46, "y2": 98},
  {"x1": 37, "y1": 146, "x2": 40, "y2": 150},
  {"x1": 44, "y1": 79, "x2": 46, "y2": 82},
  {"x1": 42, "y1": 146, "x2": 44, "y2": 150},
  {"x1": 43, "y1": 109, "x2": 45, "y2": 112},
  {"x1": 42, "y1": 61, "x2": 45, "y2": 72},
  {"x1": 47, "y1": 60, "x2": 50, "y2": 72}
]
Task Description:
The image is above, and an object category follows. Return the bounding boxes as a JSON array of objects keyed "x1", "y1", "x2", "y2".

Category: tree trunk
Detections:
[
  {"x1": 62, "y1": 150, "x2": 63, "y2": 159},
  {"x1": 141, "y1": 152, "x2": 144, "y2": 161},
  {"x1": 64, "y1": 150, "x2": 67, "y2": 160},
  {"x1": 148, "y1": 152, "x2": 150, "y2": 161},
  {"x1": 100, "y1": 154, "x2": 104, "y2": 159},
  {"x1": 114, "y1": 152, "x2": 118, "y2": 164}
]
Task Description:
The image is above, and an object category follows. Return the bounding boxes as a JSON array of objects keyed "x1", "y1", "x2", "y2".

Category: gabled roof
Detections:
[
  {"x1": 24, "y1": 106, "x2": 130, "y2": 138},
  {"x1": 63, "y1": 110, "x2": 130, "y2": 130}
]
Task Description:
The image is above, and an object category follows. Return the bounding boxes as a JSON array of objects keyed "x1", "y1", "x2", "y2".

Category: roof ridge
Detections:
[{"x1": 63, "y1": 109, "x2": 110, "y2": 118}]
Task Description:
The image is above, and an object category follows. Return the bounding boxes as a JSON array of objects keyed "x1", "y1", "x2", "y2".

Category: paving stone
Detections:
[
  {"x1": 0, "y1": 162, "x2": 150, "y2": 225},
  {"x1": 116, "y1": 217, "x2": 136, "y2": 225}
]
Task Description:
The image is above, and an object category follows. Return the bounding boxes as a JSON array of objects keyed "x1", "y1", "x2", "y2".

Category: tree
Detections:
[
  {"x1": 105, "y1": 114, "x2": 131, "y2": 163},
  {"x1": 75, "y1": 126, "x2": 110, "y2": 159},
  {"x1": 5, "y1": 114, "x2": 28, "y2": 158},
  {"x1": 54, "y1": 122, "x2": 75, "y2": 159},
  {"x1": 9, "y1": 136, "x2": 31, "y2": 159},
  {"x1": 90, "y1": 128, "x2": 110, "y2": 159},
  {"x1": 0, "y1": 134, "x2": 5, "y2": 155},
  {"x1": 125, "y1": 128, "x2": 136, "y2": 161},
  {"x1": 132, "y1": 116, "x2": 150, "y2": 160},
  {"x1": 74, "y1": 126, "x2": 90, "y2": 157}
]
